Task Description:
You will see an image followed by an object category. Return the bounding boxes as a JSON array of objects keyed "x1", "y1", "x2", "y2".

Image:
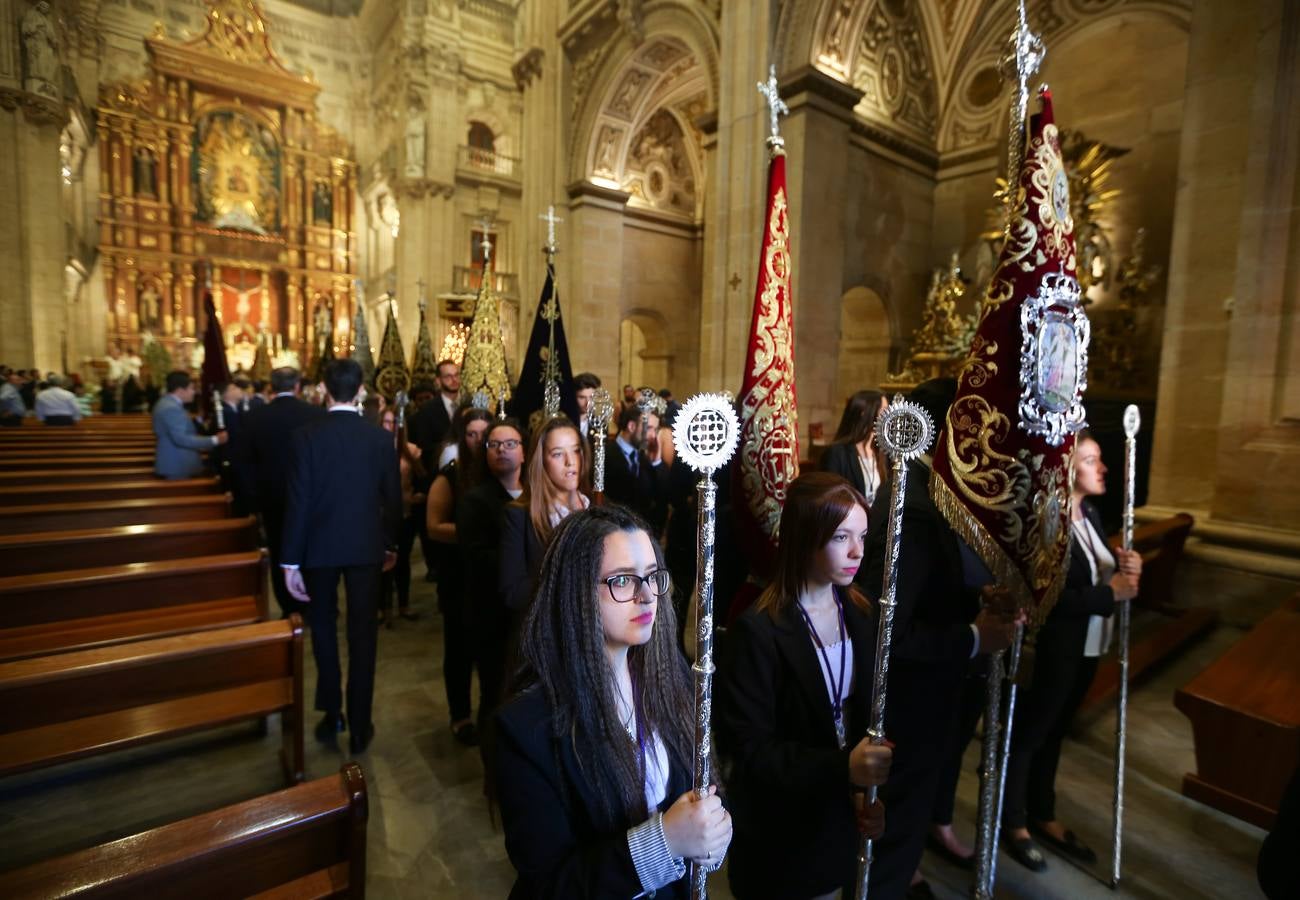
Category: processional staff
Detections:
[
  {"x1": 636, "y1": 387, "x2": 658, "y2": 453},
  {"x1": 855, "y1": 397, "x2": 935, "y2": 900},
  {"x1": 675, "y1": 393, "x2": 740, "y2": 900},
  {"x1": 589, "y1": 387, "x2": 614, "y2": 505},
  {"x1": 1112, "y1": 404, "x2": 1141, "y2": 887}
]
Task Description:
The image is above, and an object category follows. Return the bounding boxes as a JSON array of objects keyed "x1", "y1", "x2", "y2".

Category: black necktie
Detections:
[{"x1": 628, "y1": 449, "x2": 638, "y2": 477}]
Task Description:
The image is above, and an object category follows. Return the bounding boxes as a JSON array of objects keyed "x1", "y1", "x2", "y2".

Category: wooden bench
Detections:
[
  {"x1": 1078, "y1": 514, "x2": 1217, "y2": 715},
  {"x1": 0, "y1": 550, "x2": 267, "y2": 661},
  {"x1": 1174, "y1": 596, "x2": 1300, "y2": 829},
  {"x1": 0, "y1": 450, "x2": 154, "y2": 464},
  {"x1": 0, "y1": 617, "x2": 304, "y2": 784},
  {"x1": 0, "y1": 517, "x2": 259, "y2": 576},
  {"x1": 0, "y1": 467, "x2": 156, "y2": 485},
  {"x1": 0, "y1": 494, "x2": 231, "y2": 535},
  {"x1": 0, "y1": 477, "x2": 220, "y2": 507},
  {"x1": 0, "y1": 762, "x2": 365, "y2": 898}
]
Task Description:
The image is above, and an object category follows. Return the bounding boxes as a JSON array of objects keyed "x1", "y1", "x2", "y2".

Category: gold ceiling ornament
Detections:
[
  {"x1": 882, "y1": 253, "x2": 980, "y2": 393},
  {"x1": 1089, "y1": 228, "x2": 1162, "y2": 391},
  {"x1": 197, "y1": 0, "x2": 295, "y2": 73},
  {"x1": 374, "y1": 294, "x2": 411, "y2": 401},
  {"x1": 459, "y1": 233, "x2": 511, "y2": 415},
  {"x1": 411, "y1": 282, "x2": 439, "y2": 388}
]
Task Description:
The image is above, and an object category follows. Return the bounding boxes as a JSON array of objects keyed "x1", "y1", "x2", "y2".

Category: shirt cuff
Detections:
[
  {"x1": 969, "y1": 623, "x2": 980, "y2": 658},
  {"x1": 628, "y1": 812, "x2": 686, "y2": 894},
  {"x1": 212, "y1": 435, "x2": 220, "y2": 446},
  {"x1": 281, "y1": 564, "x2": 300, "y2": 571}
]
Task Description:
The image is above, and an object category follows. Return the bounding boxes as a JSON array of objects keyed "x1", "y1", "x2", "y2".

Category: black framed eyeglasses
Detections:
[
  {"x1": 601, "y1": 569, "x2": 672, "y2": 603},
  {"x1": 486, "y1": 438, "x2": 522, "y2": 450}
]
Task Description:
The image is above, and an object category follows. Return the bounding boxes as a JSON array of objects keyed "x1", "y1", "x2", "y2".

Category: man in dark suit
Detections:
[
  {"x1": 281, "y1": 358, "x2": 402, "y2": 755},
  {"x1": 235, "y1": 367, "x2": 327, "y2": 616},
  {"x1": 408, "y1": 359, "x2": 461, "y2": 460},
  {"x1": 861, "y1": 377, "x2": 1018, "y2": 899},
  {"x1": 604, "y1": 405, "x2": 667, "y2": 532}
]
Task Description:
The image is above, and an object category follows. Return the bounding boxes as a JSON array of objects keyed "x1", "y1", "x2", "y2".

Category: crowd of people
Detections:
[
  {"x1": 134, "y1": 358, "x2": 1145, "y2": 899},
  {"x1": 1, "y1": 366, "x2": 95, "y2": 426}
]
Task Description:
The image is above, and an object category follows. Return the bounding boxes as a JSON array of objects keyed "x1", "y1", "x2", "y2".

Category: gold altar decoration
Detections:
[
  {"x1": 459, "y1": 236, "x2": 512, "y2": 414},
  {"x1": 438, "y1": 322, "x2": 470, "y2": 367},
  {"x1": 251, "y1": 329, "x2": 272, "y2": 382},
  {"x1": 882, "y1": 254, "x2": 979, "y2": 392},
  {"x1": 374, "y1": 296, "x2": 412, "y2": 401},
  {"x1": 1089, "y1": 228, "x2": 1161, "y2": 390},
  {"x1": 411, "y1": 293, "x2": 439, "y2": 388},
  {"x1": 95, "y1": 0, "x2": 357, "y2": 365}
]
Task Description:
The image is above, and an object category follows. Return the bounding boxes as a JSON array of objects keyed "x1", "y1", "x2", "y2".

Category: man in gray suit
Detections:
[{"x1": 153, "y1": 370, "x2": 227, "y2": 479}]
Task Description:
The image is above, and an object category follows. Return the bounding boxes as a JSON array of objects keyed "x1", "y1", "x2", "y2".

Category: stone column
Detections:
[{"x1": 565, "y1": 180, "x2": 627, "y2": 389}]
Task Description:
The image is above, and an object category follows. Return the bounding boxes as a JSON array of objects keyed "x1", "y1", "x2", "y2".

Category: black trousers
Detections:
[
  {"x1": 1002, "y1": 642, "x2": 1099, "y2": 830},
  {"x1": 381, "y1": 512, "x2": 420, "y2": 612},
  {"x1": 263, "y1": 514, "x2": 296, "y2": 619},
  {"x1": 303, "y1": 564, "x2": 382, "y2": 731},
  {"x1": 932, "y1": 662, "x2": 989, "y2": 826},
  {"x1": 437, "y1": 569, "x2": 474, "y2": 723}
]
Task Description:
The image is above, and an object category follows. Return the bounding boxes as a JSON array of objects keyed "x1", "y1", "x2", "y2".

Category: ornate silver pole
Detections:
[
  {"x1": 636, "y1": 386, "x2": 657, "y2": 452},
  {"x1": 855, "y1": 397, "x2": 935, "y2": 900},
  {"x1": 590, "y1": 387, "x2": 613, "y2": 501},
  {"x1": 675, "y1": 393, "x2": 740, "y2": 900},
  {"x1": 1112, "y1": 404, "x2": 1140, "y2": 887},
  {"x1": 997, "y1": 0, "x2": 1045, "y2": 230},
  {"x1": 988, "y1": 623, "x2": 1025, "y2": 892},
  {"x1": 974, "y1": 643, "x2": 1005, "y2": 900},
  {"x1": 212, "y1": 389, "x2": 225, "y2": 430}
]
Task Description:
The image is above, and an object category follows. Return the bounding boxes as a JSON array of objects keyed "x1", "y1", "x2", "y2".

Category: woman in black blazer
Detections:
[
  {"x1": 819, "y1": 390, "x2": 886, "y2": 506},
  {"x1": 495, "y1": 505, "x2": 731, "y2": 898},
  {"x1": 1001, "y1": 429, "x2": 1142, "y2": 871},
  {"x1": 717, "y1": 471, "x2": 893, "y2": 899},
  {"x1": 499, "y1": 415, "x2": 590, "y2": 617}
]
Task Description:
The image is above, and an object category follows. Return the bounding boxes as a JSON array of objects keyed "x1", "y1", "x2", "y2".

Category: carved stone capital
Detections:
[
  {"x1": 0, "y1": 85, "x2": 67, "y2": 126},
  {"x1": 400, "y1": 177, "x2": 455, "y2": 200},
  {"x1": 512, "y1": 47, "x2": 545, "y2": 90}
]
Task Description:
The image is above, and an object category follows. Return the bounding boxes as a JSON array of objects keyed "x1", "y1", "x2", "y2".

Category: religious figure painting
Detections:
[
  {"x1": 193, "y1": 110, "x2": 281, "y2": 235},
  {"x1": 133, "y1": 148, "x2": 157, "y2": 197},
  {"x1": 312, "y1": 181, "x2": 333, "y2": 225}
]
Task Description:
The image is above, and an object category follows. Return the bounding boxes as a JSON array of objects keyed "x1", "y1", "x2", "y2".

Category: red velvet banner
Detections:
[
  {"x1": 930, "y1": 91, "x2": 1090, "y2": 636},
  {"x1": 733, "y1": 149, "x2": 800, "y2": 574}
]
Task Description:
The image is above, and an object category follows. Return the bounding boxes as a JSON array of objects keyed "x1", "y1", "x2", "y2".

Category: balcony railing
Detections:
[
  {"x1": 451, "y1": 265, "x2": 519, "y2": 300},
  {"x1": 457, "y1": 145, "x2": 520, "y2": 180}
]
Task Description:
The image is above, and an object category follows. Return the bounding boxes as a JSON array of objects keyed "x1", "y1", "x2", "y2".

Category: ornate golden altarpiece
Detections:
[{"x1": 96, "y1": 0, "x2": 357, "y2": 372}]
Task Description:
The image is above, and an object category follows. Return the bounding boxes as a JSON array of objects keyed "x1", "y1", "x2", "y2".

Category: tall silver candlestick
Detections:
[
  {"x1": 856, "y1": 397, "x2": 935, "y2": 900},
  {"x1": 675, "y1": 393, "x2": 740, "y2": 900},
  {"x1": 1112, "y1": 404, "x2": 1140, "y2": 887},
  {"x1": 590, "y1": 387, "x2": 613, "y2": 497}
]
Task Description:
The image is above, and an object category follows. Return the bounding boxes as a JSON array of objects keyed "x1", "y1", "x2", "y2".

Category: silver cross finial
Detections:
[
  {"x1": 477, "y1": 221, "x2": 494, "y2": 267},
  {"x1": 416, "y1": 276, "x2": 426, "y2": 312},
  {"x1": 540, "y1": 205, "x2": 564, "y2": 256},
  {"x1": 757, "y1": 64, "x2": 788, "y2": 148}
]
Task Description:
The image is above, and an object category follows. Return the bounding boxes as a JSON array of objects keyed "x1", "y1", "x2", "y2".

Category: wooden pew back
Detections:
[
  {"x1": 0, "y1": 517, "x2": 259, "y2": 576},
  {"x1": 0, "y1": 495, "x2": 231, "y2": 534},
  {"x1": 0, "y1": 467, "x2": 156, "y2": 485},
  {"x1": 1131, "y1": 512, "x2": 1194, "y2": 613},
  {"x1": 0, "y1": 763, "x2": 365, "y2": 899},
  {"x1": 0, "y1": 477, "x2": 220, "y2": 507},
  {"x1": 0, "y1": 617, "x2": 304, "y2": 782}
]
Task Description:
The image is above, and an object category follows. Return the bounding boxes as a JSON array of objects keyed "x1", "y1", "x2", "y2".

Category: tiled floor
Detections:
[{"x1": 0, "y1": 559, "x2": 1269, "y2": 898}]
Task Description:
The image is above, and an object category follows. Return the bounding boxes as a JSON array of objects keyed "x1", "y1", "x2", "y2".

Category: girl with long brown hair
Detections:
[{"x1": 716, "y1": 470, "x2": 893, "y2": 899}]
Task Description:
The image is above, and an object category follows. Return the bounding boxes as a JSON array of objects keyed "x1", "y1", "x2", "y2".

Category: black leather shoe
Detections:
[
  {"x1": 927, "y1": 833, "x2": 976, "y2": 870},
  {"x1": 314, "y1": 713, "x2": 346, "y2": 743},
  {"x1": 1004, "y1": 835, "x2": 1048, "y2": 872},
  {"x1": 1030, "y1": 823, "x2": 1098, "y2": 864},
  {"x1": 349, "y1": 723, "x2": 375, "y2": 754},
  {"x1": 452, "y1": 721, "x2": 479, "y2": 747}
]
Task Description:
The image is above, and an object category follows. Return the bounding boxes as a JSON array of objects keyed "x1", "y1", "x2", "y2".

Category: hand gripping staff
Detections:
[
  {"x1": 674, "y1": 393, "x2": 740, "y2": 900},
  {"x1": 855, "y1": 396, "x2": 935, "y2": 900}
]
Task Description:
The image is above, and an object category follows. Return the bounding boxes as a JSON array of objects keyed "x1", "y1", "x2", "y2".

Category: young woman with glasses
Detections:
[
  {"x1": 500, "y1": 416, "x2": 591, "y2": 618},
  {"x1": 716, "y1": 471, "x2": 893, "y2": 900},
  {"x1": 496, "y1": 505, "x2": 732, "y2": 898}
]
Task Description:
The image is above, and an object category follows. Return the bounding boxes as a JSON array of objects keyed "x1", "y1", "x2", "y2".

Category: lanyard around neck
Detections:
[{"x1": 797, "y1": 591, "x2": 849, "y2": 748}]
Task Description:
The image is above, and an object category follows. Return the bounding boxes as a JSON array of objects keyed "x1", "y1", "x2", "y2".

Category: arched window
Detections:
[{"x1": 467, "y1": 121, "x2": 495, "y2": 151}]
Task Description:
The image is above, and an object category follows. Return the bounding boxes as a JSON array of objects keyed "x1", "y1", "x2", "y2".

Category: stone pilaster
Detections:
[{"x1": 565, "y1": 180, "x2": 628, "y2": 389}]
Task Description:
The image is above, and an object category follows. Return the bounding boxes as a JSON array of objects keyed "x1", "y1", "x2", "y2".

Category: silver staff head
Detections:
[
  {"x1": 637, "y1": 386, "x2": 658, "y2": 415},
  {"x1": 590, "y1": 387, "x2": 614, "y2": 432},
  {"x1": 470, "y1": 390, "x2": 492, "y2": 412},
  {"x1": 875, "y1": 395, "x2": 936, "y2": 462},
  {"x1": 1123, "y1": 404, "x2": 1141, "y2": 439},
  {"x1": 675, "y1": 392, "x2": 740, "y2": 475},
  {"x1": 543, "y1": 380, "x2": 561, "y2": 418}
]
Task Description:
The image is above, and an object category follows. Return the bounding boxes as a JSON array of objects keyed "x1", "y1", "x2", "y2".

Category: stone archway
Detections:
[
  {"x1": 619, "y1": 308, "x2": 673, "y2": 392},
  {"x1": 837, "y1": 286, "x2": 892, "y2": 405}
]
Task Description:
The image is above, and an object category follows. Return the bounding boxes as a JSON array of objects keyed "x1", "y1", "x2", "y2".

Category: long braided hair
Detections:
[{"x1": 511, "y1": 505, "x2": 694, "y2": 828}]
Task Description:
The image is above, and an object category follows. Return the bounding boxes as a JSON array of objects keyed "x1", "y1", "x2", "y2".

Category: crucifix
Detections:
[
  {"x1": 477, "y1": 217, "x2": 495, "y2": 269},
  {"x1": 997, "y1": 0, "x2": 1045, "y2": 227},
  {"x1": 416, "y1": 276, "x2": 427, "y2": 313},
  {"x1": 539, "y1": 204, "x2": 564, "y2": 257},
  {"x1": 756, "y1": 64, "x2": 789, "y2": 149}
]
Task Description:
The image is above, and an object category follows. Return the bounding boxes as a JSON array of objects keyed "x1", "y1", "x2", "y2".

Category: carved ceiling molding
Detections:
[{"x1": 938, "y1": 0, "x2": 1193, "y2": 154}]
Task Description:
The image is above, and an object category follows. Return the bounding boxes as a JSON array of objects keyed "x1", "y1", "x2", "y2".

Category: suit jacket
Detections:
[
  {"x1": 280, "y1": 410, "x2": 402, "y2": 569},
  {"x1": 457, "y1": 478, "x2": 514, "y2": 629},
  {"x1": 604, "y1": 438, "x2": 667, "y2": 531},
  {"x1": 235, "y1": 395, "x2": 327, "y2": 522},
  {"x1": 410, "y1": 394, "x2": 454, "y2": 460},
  {"x1": 495, "y1": 685, "x2": 693, "y2": 900},
  {"x1": 1037, "y1": 501, "x2": 1116, "y2": 660},
  {"x1": 820, "y1": 441, "x2": 869, "y2": 498},
  {"x1": 500, "y1": 504, "x2": 546, "y2": 615},
  {"x1": 716, "y1": 592, "x2": 877, "y2": 898},
  {"x1": 152, "y1": 395, "x2": 214, "y2": 480}
]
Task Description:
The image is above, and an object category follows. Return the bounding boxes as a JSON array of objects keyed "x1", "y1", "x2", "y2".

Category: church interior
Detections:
[{"x1": 0, "y1": 0, "x2": 1297, "y2": 897}]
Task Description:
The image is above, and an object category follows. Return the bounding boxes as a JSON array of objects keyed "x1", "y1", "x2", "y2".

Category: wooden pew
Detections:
[
  {"x1": 0, "y1": 495, "x2": 231, "y2": 535},
  {"x1": 0, "y1": 477, "x2": 220, "y2": 507},
  {"x1": 0, "y1": 617, "x2": 304, "y2": 783},
  {"x1": 0, "y1": 454, "x2": 155, "y2": 471},
  {"x1": 0, "y1": 549, "x2": 267, "y2": 661},
  {"x1": 1174, "y1": 596, "x2": 1300, "y2": 829},
  {"x1": 1078, "y1": 514, "x2": 1217, "y2": 715},
  {"x1": 0, "y1": 763, "x2": 365, "y2": 899},
  {"x1": 0, "y1": 466, "x2": 156, "y2": 485},
  {"x1": 0, "y1": 517, "x2": 259, "y2": 576}
]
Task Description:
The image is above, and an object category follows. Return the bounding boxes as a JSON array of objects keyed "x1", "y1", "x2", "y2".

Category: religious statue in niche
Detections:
[
  {"x1": 21, "y1": 0, "x2": 60, "y2": 101},
  {"x1": 193, "y1": 110, "x2": 281, "y2": 235},
  {"x1": 138, "y1": 282, "x2": 162, "y2": 331},
  {"x1": 312, "y1": 180, "x2": 333, "y2": 226},
  {"x1": 404, "y1": 104, "x2": 426, "y2": 177},
  {"x1": 133, "y1": 148, "x2": 158, "y2": 197}
]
